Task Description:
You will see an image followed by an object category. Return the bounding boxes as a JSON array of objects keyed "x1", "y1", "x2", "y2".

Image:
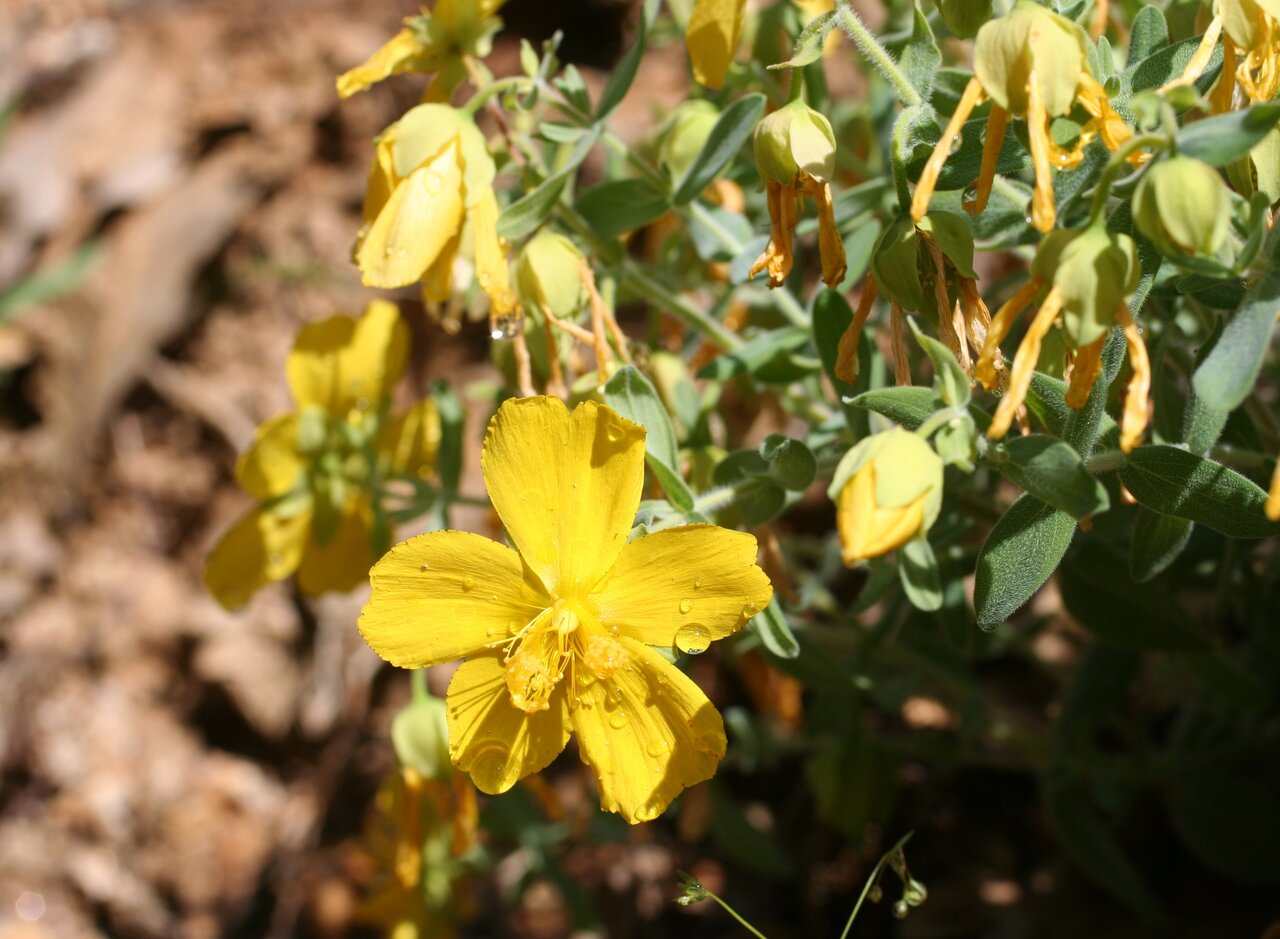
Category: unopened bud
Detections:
[
  {"x1": 974, "y1": 1, "x2": 1088, "y2": 116},
  {"x1": 515, "y1": 230, "x2": 586, "y2": 320},
  {"x1": 1133, "y1": 156, "x2": 1230, "y2": 257},
  {"x1": 754, "y1": 98, "x2": 837, "y2": 185}
]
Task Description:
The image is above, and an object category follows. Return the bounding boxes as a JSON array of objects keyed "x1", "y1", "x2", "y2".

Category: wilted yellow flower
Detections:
[
  {"x1": 828, "y1": 428, "x2": 944, "y2": 565},
  {"x1": 337, "y1": 0, "x2": 507, "y2": 102},
  {"x1": 358, "y1": 397, "x2": 773, "y2": 823},
  {"x1": 977, "y1": 226, "x2": 1150, "y2": 451},
  {"x1": 912, "y1": 0, "x2": 1133, "y2": 232},
  {"x1": 1170, "y1": 0, "x2": 1280, "y2": 105},
  {"x1": 749, "y1": 98, "x2": 846, "y2": 289},
  {"x1": 205, "y1": 301, "x2": 440, "y2": 610},
  {"x1": 355, "y1": 105, "x2": 516, "y2": 329},
  {"x1": 686, "y1": 0, "x2": 748, "y2": 88}
]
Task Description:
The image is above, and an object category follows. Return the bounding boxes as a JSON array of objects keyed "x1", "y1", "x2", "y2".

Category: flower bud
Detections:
[
  {"x1": 1133, "y1": 156, "x2": 1230, "y2": 257},
  {"x1": 391, "y1": 693, "x2": 453, "y2": 782},
  {"x1": 754, "y1": 98, "x2": 837, "y2": 185},
  {"x1": 1033, "y1": 227, "x2": 1138, "y2": 347},
  {"x1": 939, "y1": 0, "x2": 993, "y2": 38},
  {"x1": 974, "y1": 0, "x2": 1087, "y2": 117},
  {"x1": 658, "y1": 100, "x2": 720, "y2": 181},
  {"x1": 827, "y1": 428, "x2": 944, "y2": 565},
  {"x1": 515, "y1": 230, "x2": 586, "y2": 320}
]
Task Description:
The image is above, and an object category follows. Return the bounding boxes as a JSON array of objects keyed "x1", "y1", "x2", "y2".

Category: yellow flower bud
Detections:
[
  {"x1": 1133, "y1": 156, "x2": 1230, "y2": 257},
  {"x1": 827, "y1": 429, "x2": 944, "y2": 565},
  {"x1": 686, "y1": 0, "x2": 748, "y2": 88}
]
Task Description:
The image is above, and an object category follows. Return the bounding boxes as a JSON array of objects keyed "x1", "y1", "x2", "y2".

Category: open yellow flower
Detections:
[
  {"x1": 336, "y1": 0, "x2": 507, "y2": 102},
  {"x1": 912, "y1": 0, "x2": 1133, "y2": 232},
  {"x1": 358, "y1": 397, "x2": 773, "y2": 823},
  {"x1": 205, "y1": 301, "x2": 440, "y2": 610},
  {"x1": 355, "y1": 104, "x2": 516, "y2": 330}
]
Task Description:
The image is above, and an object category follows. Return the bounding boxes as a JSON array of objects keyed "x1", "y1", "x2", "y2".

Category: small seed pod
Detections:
[{"x1": 1133, "y1": 156, "x2": 1230, "y2": 257}]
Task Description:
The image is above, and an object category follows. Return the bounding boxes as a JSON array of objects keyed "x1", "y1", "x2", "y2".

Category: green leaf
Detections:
[
  {"x1": 696, "y1": 326, "x2": 810, "y2": 380},
  {"x1": 847, "y1": 386, "x2": 935, "y2": 429},
  {"x1": 431, "y1": 380, "x2": 465, "y2": 497},
  {"x1": 907, "y1": 317, "x2": 970, "y2": 407},
  {"x1": 594, "y1": 0, "x2": 654, "y2": 120},
  {"x1": 1127, "y1": 32, "x2": 1222, "y2": 94},
  {"x1": 497, "y1": 125, "x2": 602, "y2": 240},
  {"x1": 576, "y1": 177, "x2": 670, "y2": 239},
  {"x1": 673, "y1": 94, "x2": 766, "y2": 206},
  {"x1": 1129, "y1": 507, "x2": 1194, "y2": 582},
  {"x1": 1127, "y1": 5, "x2": 1167, "y2": 63},
  {"x1": 748, "y1": 595, "x2": 800, "y2": 659},
  {"x1": 0, "y1": 241, "x2": 99, "y2": 324},
  {"x1": 985, "y1": 435, "x2": 1110, "y2": 519},
  {"x1": 1169, "y1": 770, "x2": 1280, "y2": 884},
  {"x1": 898, "y1": 538, "x2": 943, "y2": 612},
  {"x1": 1057, "y1": 548, "x2": 1207, "y2": 650},
  {"x1": 603, "y1": 366, "x2": 695, "y2": 512},
  {"x1": 897, "y1": 2, "x2": 941, "y2": 103},
  {"x1": 1044, "y1": 774, "x2": 1164, "y2": 921},
  {"x1": 1119, "y1": 445, "x2": 1280, "y2": 538},
  {"x1": 1176, "y1": 101, "x2": 1280, "y2": 167},
  {"x1": 769, "y1": 9, "x2": 836, "y2": 69},
  {"x1": 760, "y1": 434, "x2": 817, "y2": 491},
  {"x1": 1192, "y1": 234, "x2": 1280, "y2": 412},
  {"x1": 974, "y1": 495, "x2": 1076, "y2": 627}
]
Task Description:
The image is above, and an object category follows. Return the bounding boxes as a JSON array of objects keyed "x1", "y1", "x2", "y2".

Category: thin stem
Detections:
[
  {"x1": 1085, "y1": 448, "x2": 1128, "y2": 473},
  {"x1": 834, "y1": 6, "x2": 922, "y2": 108},
  {"x1": 837, "y1": 832, "x2": 915, "y2": 939},
  {"x1": 702, "y1": 891, "x2": 770, "y2": 939},
  {"x1": 1086, "y1": 133, "x2": 1169, "y2": 226},
  {"x1": 621, "y1": 264, "x2": 745, "y2": 350},
  {"x1": 915, "y1": 407, "x2": 966, "y2": 441},
  {"x1": 410, "y1": 668, "x2": 430, "y2": 704}
]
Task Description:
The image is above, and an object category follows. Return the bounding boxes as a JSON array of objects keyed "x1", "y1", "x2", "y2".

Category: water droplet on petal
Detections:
[
  {"x1": 605, "y1": 421, "x2": 625, "y2": 442},
  {"x1": 489, "y1": 313, "x2": 520, "y2": 341},
  {"x1": 645, "y1": 739, "x2": 670, "y2": 758},
  {"x1": 608, "y1": 709, "x2": 629, "y2": 729},
  {"x1": 462, "y1": 575, "x2": 476, "y2": 591},
  {"x1": 741, "y1": 602, "x2": 760, "y2": 618},
  {"x1": 420, "y1": 562, "x2": 431, "y2": 571},
  {"x1": 674, "y1": 623, "x2": 710, "y2": 655},
  {"x1": 679, "y1": 598, "x2": 693, "y2": 614}
]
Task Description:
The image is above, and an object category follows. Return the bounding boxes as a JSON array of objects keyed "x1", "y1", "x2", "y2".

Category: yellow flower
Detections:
[
  {"x1": 912, "y1": 0, "x2": 1133, "y2": 232},
  {"x1": 828, "y1": 428, "x2": 944, "y2": 565},
  {"x1": 1171, "y1": 0, "x2": 1280, "y2": 105},
  {"x1": 205, "y1": 301, "x2": 440, "y2": 610},
  {"x1": 749, "y1": 98, "x2": 847, "y2": 289},
  {"x1": 337, "y1": 0, "x2": 507, "y2": 102},
  {"x1": 358, "y1": 397, "x2": 773, "y2": 823},
  {"x1": 686, "y1": 0, "x2": 748, "y2": 88},
  {"x1": 355, "y1": 105, "x2": 516, "y2": 328}
]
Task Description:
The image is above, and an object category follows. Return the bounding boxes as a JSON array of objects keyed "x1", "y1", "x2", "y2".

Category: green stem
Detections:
[
  {"x1": 706, "y1": 891, "x2": 771, "y2": 939},
  {"x1": 1086, "y1": 133, "x2": 1169, "y2": 226},
  {"x1": 837, "y1": 832, "x2": 915, "y2": 939},
  {"x1": 915, "y1": 407, "x2": 966, "y2": 441},
  {"x1": 889, "y1": 108, "x2": 919, "y2": 212},
  {"x1": 621, "y1": 264, "x2": 745, "y2": 350},
  {"x1": 462, "y1": 75, "x2": 528, "y2": 116},
  {"x1": 410, "y1": 667, "x2": 430, "y2": 704},
  {"x1": 1085, "y1": 449, "x2": 1129, "y2": 473},
  {"x1": 834, "y1": 5, "x2": 922, "y2": 108}
]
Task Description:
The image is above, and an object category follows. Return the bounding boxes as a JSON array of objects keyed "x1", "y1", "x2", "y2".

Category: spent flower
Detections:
[{"x1": 358, "y1": 397, "x2": 772, "y2": 823}]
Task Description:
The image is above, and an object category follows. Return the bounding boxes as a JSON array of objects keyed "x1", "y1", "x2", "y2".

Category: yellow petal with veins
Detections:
[
  {"x1": 360, "y1": 530, "x2": 550, "y2": 669},
  {"x1": 358, "y1": 141, "x2": 466, "y2": 289},
  {"x1": 571, "y1": 638, "x2": 725, "y2": 823},
  {"x1": 590, "y1": 524, "x2": 772, "y2": 648},
  {"x1": 204, "y1": 504, "x2": 311, "y2": 611},
  {"x1": 481, "y1": 396, "x2": 645, "y2": 597},
  {"x1": 446, "y1": 652, "x2": 572, "y2": 794}
]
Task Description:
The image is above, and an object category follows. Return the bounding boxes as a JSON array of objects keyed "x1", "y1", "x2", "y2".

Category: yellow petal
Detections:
[
  {"x1": 837, "y1": 463, "x2": 926, "y2": 564},
  {"x1": 355, "y1": 131, "x2": 400, "y2": 261},
  {"x1": 205, "y1": 505, "x2": 311, "y2": 610},
  {"x1": 235, "y1": 413, "x2": 304, "y2": 499},
  {"x1": 287, "y1": 300, "x2": 408, "y2": 420},
  {"x1": 686, "y1": 0, "x2": 747, "y2": 88},
  {"x1": 336, "y1": 28, "x2": 431, "y2": 99},
  {"x1": 360, "y1": 530, "x2": 551, "y2": 668},
  {"x1": 378, "y1": 399, "x2": 442, "y2": 480},
  {"x1": 297, "y1": 498, "x2": 377, "y2": 596},
  {"x1": 357, "y1": 141, "x2": 466, "y2": 289},
  {"x1": 591, "y1": 525, "x2": 772, "y2": 648},
  {"x1": 470, "y1": 188, "x2": 517, "y2": 316},
  {"x1": 446, "y1": 652, "x2": 571, "y2": 794},
  {"x1": 572, "y1": 638, "x2": 725, "y2": 823},
  {"x1": 481, "y1": 396, "x2": 645, "y2": 596}
]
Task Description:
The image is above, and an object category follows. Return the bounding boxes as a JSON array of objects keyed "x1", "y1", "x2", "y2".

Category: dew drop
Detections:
[
  {"x1": 693, "y1": 579, "x2": 702, "y2": 590},
  {"x1": 645, "y1": 739, "x2": 670, "y2": 758},
  {"x1": 679, "y1": 598, "x2": 693, "y2": 614},
  {"x1": 1024, "y1": 215, "x2": 1034, "y2": 225},
  {"x1": 949, "y1": 133, "x2": 963, "y2": 155},
  {"x1": 608, "y1": 709, "x2": 629, "y2": 729},
  {"x1": 420, "y1": 562, "x2": 431, "y2": 571},
  {"x1": 636, "y1": 799, "x2": 665, "y2": 821},
  {"x1": 489, "y1": 313, "x2": 520, "y2": 341},
  {"x1": 605, "y1": 422, "x2": 625, "y2": 442},
  {"x1": 674, "y1": 623, "x2": 710, "y2": 655},
  {"x1": 741, "y1": 602, "x2": 760, "y2": 618},
  {"x1": 462, "y1": 575, "x2": 476, "y2": 591}
]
